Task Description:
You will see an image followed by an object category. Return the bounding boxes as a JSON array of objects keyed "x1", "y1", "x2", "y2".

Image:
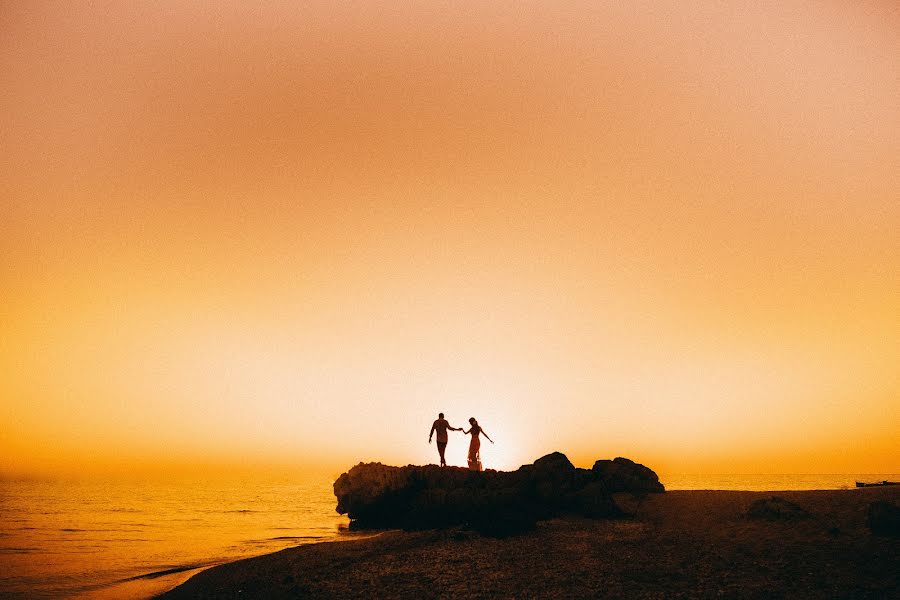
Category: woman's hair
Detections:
[{"x1": 469, "y1": 417, "x2": 477, "y2": 425}]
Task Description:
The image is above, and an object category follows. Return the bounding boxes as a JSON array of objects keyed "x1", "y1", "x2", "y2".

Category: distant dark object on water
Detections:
[
  {"x1": 333, "y1": 452, "x2": 664, "y2": 536},
  {"x1": 746, "y1": 496, "x2": 809, "y2": 521},
  {"x1": 867, "y1": 500, "x2": 900, "y2": 537},
  {"x1": 856, "y1": 480, "x2": 900, "y2": 487}
]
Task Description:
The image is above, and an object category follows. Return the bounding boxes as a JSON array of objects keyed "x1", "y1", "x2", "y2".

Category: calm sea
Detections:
[
  {"x1": 662, "y1": 473, "x2": 900, "y2": 492},
  {"x1": 0, "y1": 477, "x2": 357, "y2": 599},
  {"x1": 1, "y1": 473, "x2": 898, "y2": 599}
]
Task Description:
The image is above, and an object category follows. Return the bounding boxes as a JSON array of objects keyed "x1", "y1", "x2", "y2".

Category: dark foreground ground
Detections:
[{"x1": 160, "y1": 487, "x2": 899, "y2": 599}]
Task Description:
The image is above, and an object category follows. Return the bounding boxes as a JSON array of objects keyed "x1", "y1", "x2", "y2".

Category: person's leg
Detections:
[{"x1": 437, "y1": 441, "x2": 447, "y2": 466}]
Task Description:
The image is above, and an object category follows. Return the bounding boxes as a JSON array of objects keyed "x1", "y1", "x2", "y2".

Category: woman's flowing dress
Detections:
[
  {"x1": 468, "y1": 435, "x2": 480, "y2": 462},
  {"x1": 467, "y1": 426, "x2": 481, "y2": 471}
]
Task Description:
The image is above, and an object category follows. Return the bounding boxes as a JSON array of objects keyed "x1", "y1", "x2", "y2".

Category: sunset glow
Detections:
[{"x1": 1, "y1": 1, "x2": 897, "y2": 479}]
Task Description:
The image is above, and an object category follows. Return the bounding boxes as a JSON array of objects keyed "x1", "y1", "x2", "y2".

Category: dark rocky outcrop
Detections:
[
  {"x1": 333, "y1": 452, "x2": 664, "y2": 536},
  {"x1": 746, "y1": 496, "x2": 809, "y2": 521},
  {"x1": 592, "y1": 457, "x2": 666, "y2": 493},
  {"x1": 867, "y1": 500, "x2": 900, "y2": 537}
]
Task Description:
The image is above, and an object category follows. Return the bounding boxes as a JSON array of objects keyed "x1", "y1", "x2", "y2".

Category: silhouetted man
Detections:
[{"x1": 428, "y1": 412, "x2": 461, "y2": 467}]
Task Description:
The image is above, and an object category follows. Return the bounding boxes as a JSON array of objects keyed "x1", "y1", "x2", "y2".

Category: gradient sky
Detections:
[{"x1": 2, "y1": 1, "x2": 897, "y2": 478}]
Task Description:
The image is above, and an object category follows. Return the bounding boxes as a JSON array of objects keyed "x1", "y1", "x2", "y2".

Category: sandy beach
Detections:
[{"x1": 159, "y1": 486, "x2": 899, "y2": 599}]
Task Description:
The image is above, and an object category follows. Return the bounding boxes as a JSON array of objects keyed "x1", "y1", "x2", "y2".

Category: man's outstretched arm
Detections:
[{"x1": 428, "y1": 422, "x2": 436, "y2": 443}]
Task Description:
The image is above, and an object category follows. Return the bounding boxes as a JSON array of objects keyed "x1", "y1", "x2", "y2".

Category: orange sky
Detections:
[{"x1": 2, "y1": 1, "x2": 897, "y2": 478}]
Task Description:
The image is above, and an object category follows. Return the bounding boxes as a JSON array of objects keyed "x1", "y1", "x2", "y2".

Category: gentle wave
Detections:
[
  {"x1": 120, "y1": 563, "x2": 213, "y2": 581},
  {"x1": 0, "y1": 547, "x2": 43, "y2": 554}
]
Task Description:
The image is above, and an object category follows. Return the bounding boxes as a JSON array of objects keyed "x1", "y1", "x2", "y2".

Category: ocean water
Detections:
[
  {"x1": 2, "y1": 473, "x2": 898, "y2": 599},
  {"x1": 662, "y1": 473, "x2": 900, "y2": 491},
  {"x1": 0, "y1": 477, "x2": 356, "y2": 599}
]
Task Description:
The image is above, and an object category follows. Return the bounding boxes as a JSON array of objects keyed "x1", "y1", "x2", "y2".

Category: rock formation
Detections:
[
  {"x1": 867, "y1": 500, "x2": 900, "y2": 537},
  {"x1": 746, "y1": 496, "x2": 809, "y2": 521},
  {"x1": 592, "y1": 457, "x2": 667, "y2": 493},
  {"x1": 333, "y1": 452, "x2": 664, "y2": 536}
]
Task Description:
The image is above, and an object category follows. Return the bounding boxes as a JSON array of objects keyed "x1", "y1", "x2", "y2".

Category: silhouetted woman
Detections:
[{"x1": 463, "y1": 417, "x2": 493, "y2": 471}]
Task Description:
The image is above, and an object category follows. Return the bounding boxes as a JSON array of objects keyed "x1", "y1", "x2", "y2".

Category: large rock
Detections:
[
  {"x1": 867, "y1": 501, "x2": 900, "y2": 537},
  {"x1": 334, "y1": 452, "x2": 663, "y2": 535},
  {"x1": 592, "y1": 457, "x2": 666, "y2": 493},
  {"x1": 746, "y1": 496, "x2": 809, "y2": 521}
]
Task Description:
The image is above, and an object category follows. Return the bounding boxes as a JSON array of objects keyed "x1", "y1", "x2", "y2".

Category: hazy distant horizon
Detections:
[{"x1": 2, "y1": 457, "x2": 898, "y2": 484}]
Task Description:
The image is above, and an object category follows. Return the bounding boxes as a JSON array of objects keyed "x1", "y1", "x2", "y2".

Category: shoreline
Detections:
[
  {"x1": 159, "y1": 487, "x2": 899, "y2": 599},
  {"x1": 80, "y1": 534, "x2": 384, "y2": 600},
  {"x1": 73, "y1": 566, "x2": 215, "y2": 600}
]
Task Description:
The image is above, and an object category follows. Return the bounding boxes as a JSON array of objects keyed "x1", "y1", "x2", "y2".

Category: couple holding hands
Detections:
[{"x1": 429, "y1": 413, "x2": 493, "y2": 471}]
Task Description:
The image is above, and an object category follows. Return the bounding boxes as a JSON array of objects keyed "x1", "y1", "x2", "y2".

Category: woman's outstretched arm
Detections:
[{"x1": 482, "y1": 430, "x2": 494, "y2": 443}]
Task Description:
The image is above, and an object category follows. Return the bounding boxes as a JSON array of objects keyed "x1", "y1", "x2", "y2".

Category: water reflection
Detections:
[{"x1": 0, "y1": 477, "x2": 357, "y2": 599}]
